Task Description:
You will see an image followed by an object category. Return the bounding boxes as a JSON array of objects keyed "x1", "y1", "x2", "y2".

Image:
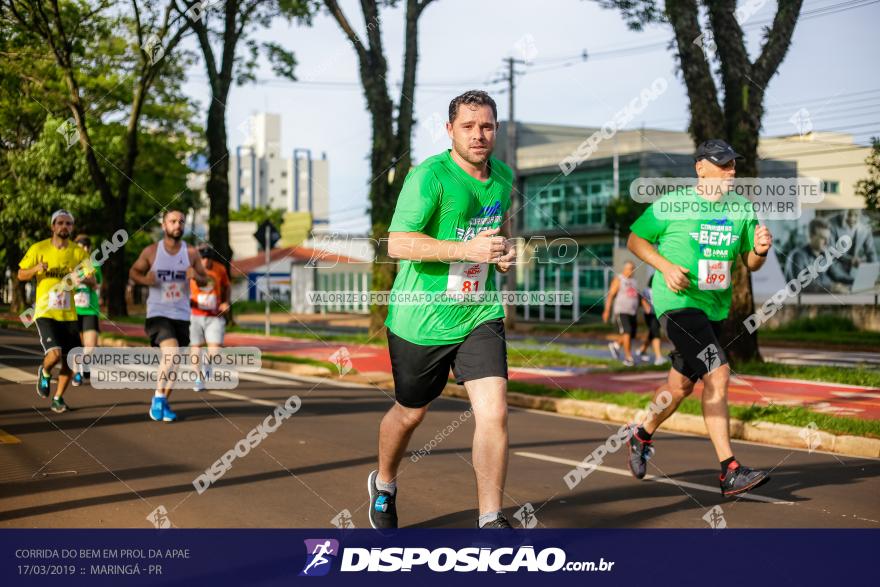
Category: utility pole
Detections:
[{"x1": 502, "y1": 56, "x2": 525, "y2": 330}]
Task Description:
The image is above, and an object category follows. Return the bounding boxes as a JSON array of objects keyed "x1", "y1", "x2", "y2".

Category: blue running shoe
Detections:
[
  {"x1": 36, "y1": 367, "x2": 51, "y2": 398},
  {"x1": 72, "y1": 372, "x2": 83, "y2": 386},
  {"x1": 149, "y1": 396, "x2": 165, "y2": 421},
  {"x1": 162, "y1": 401, "x2": 177, "y2": 422}
]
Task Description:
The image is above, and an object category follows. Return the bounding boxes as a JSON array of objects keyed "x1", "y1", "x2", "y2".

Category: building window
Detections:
[
  {"x1": 521, "y1": 164, "x2": 640, "y2": 232},
  {"x1": 281, "y1": 171, "x2": 287, "y2": 177},
  {"x1": 821, "y1": 180, "x2": 839, "y2": 194},
  {"x1": 281, "y1": 189, "x2": 287, "y2": 195}
]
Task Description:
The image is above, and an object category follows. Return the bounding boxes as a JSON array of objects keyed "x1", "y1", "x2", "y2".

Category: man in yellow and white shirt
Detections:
[{"x1": 18, "y1": 209, "x2": 94, "y2": 413}]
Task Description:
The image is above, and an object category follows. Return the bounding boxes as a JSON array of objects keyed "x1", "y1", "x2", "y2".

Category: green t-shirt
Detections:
[
  {"x1": 630, "y1": 187, "x2": 757, "y2": 322},
  {"x1": 385, "y1": 150, "x2": 513, "y2": 345},
  {"x1": 74, "y1": 263, "x2": 102, "y2": 316}
]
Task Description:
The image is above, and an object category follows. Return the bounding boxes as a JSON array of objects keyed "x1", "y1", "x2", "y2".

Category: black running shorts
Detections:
[
  {"x1": 387, "y1": 318, "x2": 508, "y2": 408},
  {"x1": 660, "y1": 308, "x2": 728, "y2": 382},
  {"x1": 615, "y1": 313, "x2": 637, "y2": 337},
  {"x1": 77, "y1": 314, "x2": 100, "y2": 333},
  {"x1": 145, "y1": 316, "x2": 190, "y2": 348},
  {"x1": 35, "y1": 318, "x2": 80, "y2": 358},
  {"x1": 644, "y1": 313, "x2": 661, "y2": 340}
]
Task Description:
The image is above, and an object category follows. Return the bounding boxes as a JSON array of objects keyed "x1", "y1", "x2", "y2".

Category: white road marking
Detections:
[
  {"x1": 0, "y1": 344, "x2": 43, "y2": 356},
  {"x1": 512, "y1": 367, "x2": 577, "y2": 377},
  {"x1": 514, "y1": 451, "x2": 794, "y2": 505},
  {"x1": 0, "y1": 363, "x2": 38, "y2": 384},
  {"x1": 207, "y1": 390, "x2": 279, "y2": 408}
]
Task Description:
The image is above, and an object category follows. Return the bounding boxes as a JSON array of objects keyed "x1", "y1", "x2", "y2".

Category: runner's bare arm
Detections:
[
  {"x1": 602, "y1": 277, "x2": 620, "y2": 322},
  {"x1": 79, "y1": 274, "x2": 98, "y2": 287},
  {"x1": 743, "y1": 224, "x2": 772, "y2": 272},
  {"x1": 388, "y1": 229, "x2": 506, "y2": 263},
  {"x1": 129, "y1": 245, "x2": 156, "y2": 286},
  {"x1": 627, "y1": 233, "x2": 690, "y2": 294},
  {"x1": 17, "y1": 259, "x2": 47, "y2": 281},
  {"x1": 219, "y1": 270, "x2": 231, "y2": 314},
  {"x1": 496, "y1": 212, "x2": 516, "y2": 273},
  {"x1": 186, "y1": 247, "x2": 209, "y2": 286}
]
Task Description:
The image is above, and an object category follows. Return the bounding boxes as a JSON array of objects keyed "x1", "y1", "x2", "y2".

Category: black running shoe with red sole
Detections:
[
  {"x1": 626, "y1": 424, "x2": 654, "y2": 480},
  {"x1": 720, "y1": 463, "x2": 770, "y2": 497}
]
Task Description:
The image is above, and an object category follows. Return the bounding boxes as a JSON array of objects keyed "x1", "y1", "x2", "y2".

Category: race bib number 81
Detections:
[
  {"x1": 447, "y1": 262, "x2": 488, "y2": 298},
  {"x1": 698, "y1": 259, "x2": 731, "y2": 291}
]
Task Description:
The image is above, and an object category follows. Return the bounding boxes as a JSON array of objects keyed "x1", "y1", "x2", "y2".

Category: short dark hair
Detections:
[
  {"x1": 448, "y1": 90, "x2": 497, "y2": 123},
  {"x1": 809, "y1": 217, "x2": 830, "y2": 236},
  {"x1": 162, "y1": 208, "x2": 186, "y2": 220}
]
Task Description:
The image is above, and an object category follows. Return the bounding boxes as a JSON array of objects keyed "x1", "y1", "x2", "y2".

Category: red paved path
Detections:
[{"x1": 104, "y1": 321, "x2": 880, "y2": 420}]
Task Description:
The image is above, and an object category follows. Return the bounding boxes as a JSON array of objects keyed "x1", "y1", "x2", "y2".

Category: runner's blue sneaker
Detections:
[
  {"x1": 149, "y1": 396, "x2": 165, "y2": 421},
  {"x1": 36, "y1": 367, "x2": 51, "y2": 398},
  {"x1": 72, "y1": 372, "x2": 83, "y2": 386},
  {"x1": 162, "y1": 401, "x2": 177, "y2": 422}
]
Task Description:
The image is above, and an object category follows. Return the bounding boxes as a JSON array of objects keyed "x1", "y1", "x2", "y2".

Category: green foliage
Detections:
[
  {"x1": 230, "y1": 204, "x2": 285, "y2": 228},
  {"x1": 855, "y1": 137, "x2": 880, "y2": 212},
  {"x1": 605, "y1": 196, "x2": 649, "y2": 235},
  {"x1": 0, "y1": 1, "x2": 203, "y2": 279},
  {"x1": 506, "y1": 380, "x2": 880, "y2": 438}
]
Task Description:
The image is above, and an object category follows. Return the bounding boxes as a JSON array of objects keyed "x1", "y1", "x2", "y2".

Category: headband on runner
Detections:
[{"x1": 51, "y1": 209, "x2": 75, "y2": 225}]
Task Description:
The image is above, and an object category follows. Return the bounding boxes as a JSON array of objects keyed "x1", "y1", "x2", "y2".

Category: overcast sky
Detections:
[{"x1": 181, "y1": 0, "x2": 879, "y2": 234}]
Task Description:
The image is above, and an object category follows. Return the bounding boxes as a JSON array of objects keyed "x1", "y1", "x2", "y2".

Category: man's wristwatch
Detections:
[{"x1": 752, "y1": 247, "x2": 768, "y2": 257}]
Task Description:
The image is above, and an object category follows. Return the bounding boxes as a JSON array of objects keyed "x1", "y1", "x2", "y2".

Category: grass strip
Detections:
[{"x1": 506, "y1": 380, "x2": 880, "y2": 439}]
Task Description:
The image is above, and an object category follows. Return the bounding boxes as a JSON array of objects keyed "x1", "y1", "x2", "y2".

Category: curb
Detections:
[{"x1": 92, "y1": 334, "x2": 880, "y2": 459}]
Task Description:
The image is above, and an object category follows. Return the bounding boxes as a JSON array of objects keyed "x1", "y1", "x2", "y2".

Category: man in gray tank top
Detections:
[
  {"x1": 602, "y1": 260, "x2": 640, "y2": 366},
  {"x1": 129, "y1": 209, "x2": 208, "y2": 422}
]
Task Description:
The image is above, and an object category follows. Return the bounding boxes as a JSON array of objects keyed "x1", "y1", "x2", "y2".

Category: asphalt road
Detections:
[{"x1": 1, "y1": 327, "x2": 878, "y2": 529}]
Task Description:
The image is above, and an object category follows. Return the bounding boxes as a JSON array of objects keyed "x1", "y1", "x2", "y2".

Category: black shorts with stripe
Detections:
[{"x1": 35, "y1": 317, "x2": 80, "y2": 360}]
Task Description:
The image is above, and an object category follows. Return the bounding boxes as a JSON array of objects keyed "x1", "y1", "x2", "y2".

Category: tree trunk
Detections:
[
  {"x1": 719, "y1": 110, "x2": 764, "y2": 365},
  {"x1": 104, "y1": 199, "x2": 129, "y2": 316},
  {"x1": 205, "y1": 96, "x2": 232, "y2": 268}
]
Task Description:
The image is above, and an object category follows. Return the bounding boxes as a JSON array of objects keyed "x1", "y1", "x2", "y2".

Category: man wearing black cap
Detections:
[{"x1": 624, "y1": 139, "x2": 774, "y2": 497}]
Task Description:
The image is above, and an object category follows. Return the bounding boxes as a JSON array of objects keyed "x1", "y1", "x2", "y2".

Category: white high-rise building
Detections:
[{"x1": 228, "y1": 112, "x2": 329, "y2": 227}]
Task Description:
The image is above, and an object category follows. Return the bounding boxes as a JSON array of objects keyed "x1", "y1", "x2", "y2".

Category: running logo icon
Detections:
[
  {"x1": 697, "y1": 344, "x2": 721, "y2": 372},
  {"x1": 300, "y1": 539, "x2": 339, "y2": 577}
]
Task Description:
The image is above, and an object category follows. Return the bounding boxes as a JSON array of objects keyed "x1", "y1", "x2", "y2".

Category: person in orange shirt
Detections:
[{"x1": 189, "y1": 244, "x2": 231, "y2": 392}]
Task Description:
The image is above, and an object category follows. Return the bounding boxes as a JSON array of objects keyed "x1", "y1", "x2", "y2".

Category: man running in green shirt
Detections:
[
  {"x1": 625, "y1": 139, "x2": 773, "y2": 498},
  {"x1": 72, "y1": 234, "x2": 102, "y2": 386},
  {"x1": 368, "y1": 90, "x2": 516, "y2": 530}
]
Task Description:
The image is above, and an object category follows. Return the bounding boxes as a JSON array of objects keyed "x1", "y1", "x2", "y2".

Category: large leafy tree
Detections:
[
  {"x1": 177, "y1": 0, "x2": 315, "y2": 269},
  {"x1": 2, "y1": 0, "x2": 196, "y2": 316},
  {"x1": 599, "y1": 0, "x2": 803, "y2": 363},
  {"x1": 324, "y1": 0, "x2": 436, "y2": 335}
]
